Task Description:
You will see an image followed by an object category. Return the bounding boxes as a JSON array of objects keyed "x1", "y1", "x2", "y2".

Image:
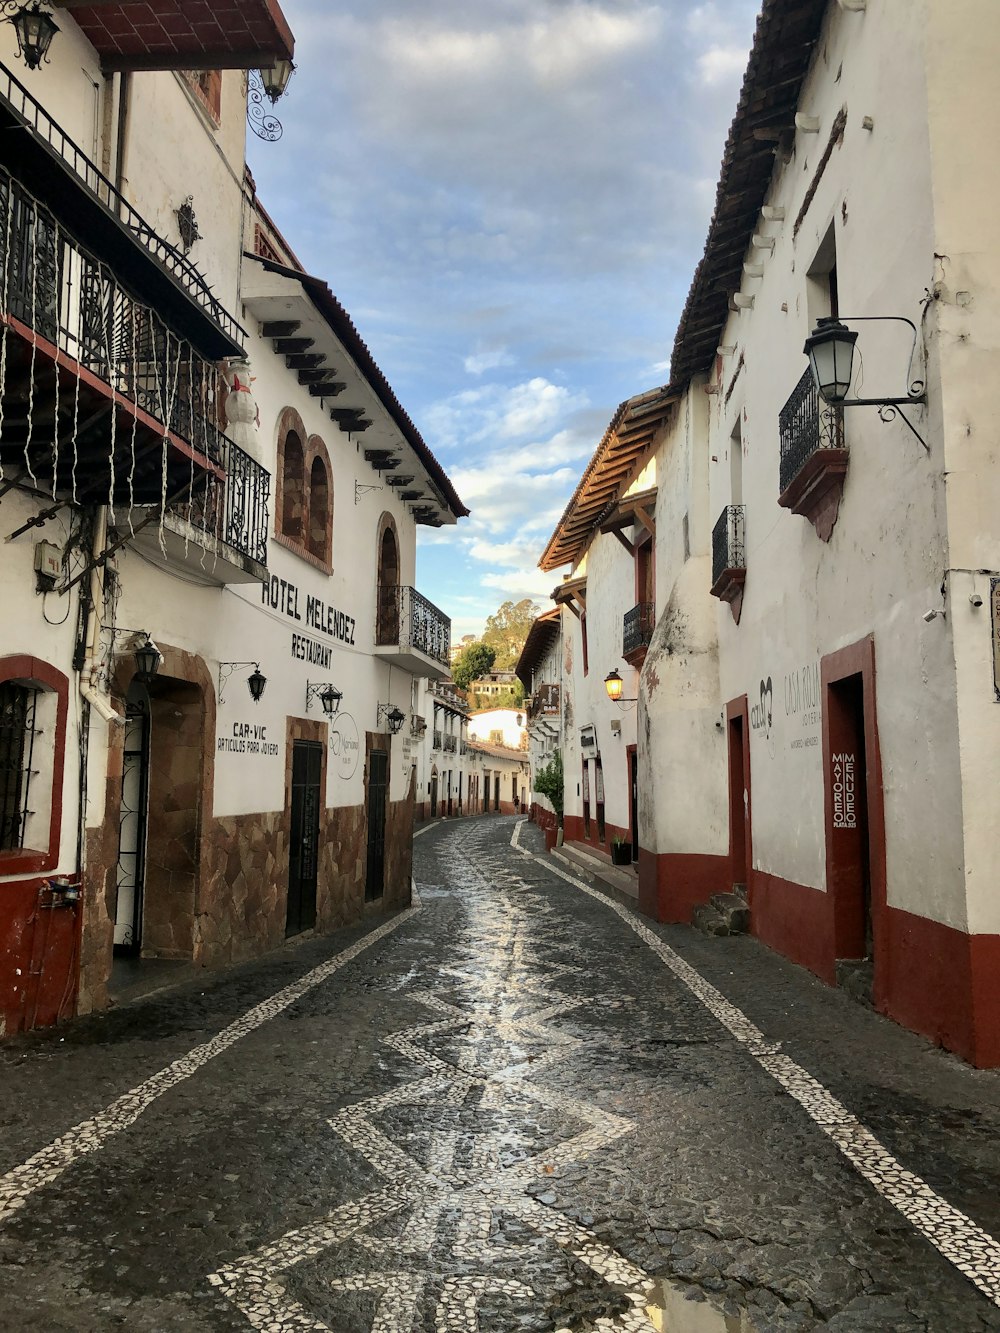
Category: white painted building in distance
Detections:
[
  {"x1": 534, "y1": 0, "x2": 1000, "y2": 1068},
  {"x1": 0, "y1": 4, "x2": 466, "y2": 1034}
]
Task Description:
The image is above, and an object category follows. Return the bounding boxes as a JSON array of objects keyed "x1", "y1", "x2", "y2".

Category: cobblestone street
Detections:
[{"x1": 1, "y1": 816, "x2": 1000, "y2": 1332}]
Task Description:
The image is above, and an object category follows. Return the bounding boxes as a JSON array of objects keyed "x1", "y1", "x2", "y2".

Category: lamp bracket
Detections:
[
  {"x1": 814, "y1": 314, "x2": 929, "y2": 450},
  {"x1": 247, "y1": 69, "x2": 283, "y2": 142},
  {"x1": 355, "y1": 480, "x2": 383, "y2": 504},
  {"x1": 218, "y1": 661, "x2": 261, "y2": 705},
  {"x1": 306, "y1": 680, "x2": 342, "y2": 716}
]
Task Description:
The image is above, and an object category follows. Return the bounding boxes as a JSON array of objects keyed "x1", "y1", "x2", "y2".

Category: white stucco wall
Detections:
[{"x1": 708, "y1": 0, "x2": 967, "y2": 924}]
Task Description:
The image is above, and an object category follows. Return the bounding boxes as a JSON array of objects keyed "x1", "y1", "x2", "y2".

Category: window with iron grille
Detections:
[{"x1": 0, "y1": 682, "x2": 39, "y2": 852}]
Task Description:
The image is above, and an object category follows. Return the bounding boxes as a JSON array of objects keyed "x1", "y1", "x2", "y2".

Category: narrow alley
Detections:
[{"x1": 1, "y1": 817, "x2": 998, "y2": 1332}]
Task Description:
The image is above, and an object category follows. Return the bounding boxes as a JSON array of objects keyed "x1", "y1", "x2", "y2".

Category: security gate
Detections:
[
  {"x1": 366, "y1": 749, "x2": 388, "y2": 902},
  {"x1": 286, "y1": 741, "x2": 322, "y2": 937}
]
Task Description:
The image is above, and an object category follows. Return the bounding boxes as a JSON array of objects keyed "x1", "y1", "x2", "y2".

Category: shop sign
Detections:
[
  {"x1": 330, "y1": 712, "x2": 360, "y2": 779},
  {"x1": 992, "y1": 578, "x2": 1000, "y2": 701},
  {"x1": 832, "y1": 752, "x2": 857, "y2": 829},
  {"x1": 785, "y1": 661, "x2": 821, "y2": 751},
  {"x1": 749, "y1": 676, "x2": 776, "y2": 758},
  {"x1": 217, "y1": 721, "x2": 280, "y2": 759}
]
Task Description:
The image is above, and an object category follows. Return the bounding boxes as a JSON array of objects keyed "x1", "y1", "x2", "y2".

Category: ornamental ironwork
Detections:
[
  {"x1": 712, "y1": 505, "x2": 746, "y2": 586},
  {"x1": 622, "y1": 602, "x2": 655, "y2": 658},
  {"x1": 778, "y1": 366, "x2": 844, "y2": 494},
  {"x1": 247, "y1": 69, "x2": 283, "y2": 142},
  {"x1": 0, "y1": 58, "x2": 243, "y2": 345},
  {"x1": 376, "y1": 585, "x2": 451, "y2": 668}
]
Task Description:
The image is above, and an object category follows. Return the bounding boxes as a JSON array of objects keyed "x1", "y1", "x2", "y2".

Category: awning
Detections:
[{"x1": 53, "y1": 0, "x2": 294, "y2": 72}]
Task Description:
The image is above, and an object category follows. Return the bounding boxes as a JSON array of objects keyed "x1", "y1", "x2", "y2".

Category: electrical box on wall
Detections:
[{"x1": 33, "y1": 540, "x2": 61, "y2": 591}]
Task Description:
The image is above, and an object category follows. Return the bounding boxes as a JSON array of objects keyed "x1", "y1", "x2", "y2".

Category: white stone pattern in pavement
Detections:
[
  {"x1": 209, "y1": 843, "x2": 660, "y2": 1332},
  {"x1": 0, "y1": 895, "x2": 422, "y2": 1229},
  {"x1": 510, "y1": 821, "x2": 1000, "y2": 1310}
]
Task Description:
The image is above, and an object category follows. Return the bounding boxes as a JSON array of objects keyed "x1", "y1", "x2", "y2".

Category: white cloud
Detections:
[
  {"x1": 696, "y1": 44, "x2": 749, "y2": 87},
  {"x1": 424, "y1": 378, "x2": 589, "y2": 451},
  {"x1": 481, "y1": 568, "x2": 559, "y2": 601},
  {"x1": 464, "y1": 346, "x2": 514, "y2": 376}
]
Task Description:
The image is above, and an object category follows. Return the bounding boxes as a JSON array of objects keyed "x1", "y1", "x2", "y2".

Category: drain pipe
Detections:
[{"x1": 79, "y1": 505, "x2": 125, "y2": 727}]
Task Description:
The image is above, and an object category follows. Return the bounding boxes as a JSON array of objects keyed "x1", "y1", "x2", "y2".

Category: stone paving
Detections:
[{"x1": 0, "y1": 815, "x2": 999, "y2": 1331}]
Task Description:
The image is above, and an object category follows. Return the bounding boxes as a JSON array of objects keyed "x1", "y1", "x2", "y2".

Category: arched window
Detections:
[
  {"x1": 308, "y1": 455, "x2": 330, "y2": 561},
  {"x1": 0, "y1": 655, "x2": 68, "y2": 874},
  {"x1": 376, "y1": 518, "x2": 400, "y2": 644},
  {"x1": 280, "y1": 429, "x2": 304, "y2": 541}
]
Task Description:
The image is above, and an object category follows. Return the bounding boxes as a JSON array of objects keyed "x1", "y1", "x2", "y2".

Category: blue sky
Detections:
[{"x1": 248, "y1": 0, "x2": 761, "y2": 641}]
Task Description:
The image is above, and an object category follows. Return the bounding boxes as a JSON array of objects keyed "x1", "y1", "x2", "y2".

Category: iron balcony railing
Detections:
[
  {"x1": 0, "y1": 168, "x2": 269, "y2": 569},
  {"x1": 0, "y1": 59, "x2": 243, "y2": 347},
  {"x1": 443, "y1": 734, "x2": 457, "y2": 753},
  {"x1": 166, "y1": 434, "x2": 270, "y2": 569},
  {"x1": 622, "y1": 602, "x2": 655, "y2": 657},
  {"x1": 376, "y1": 586, "x2": 451, "y2": 667},
  {"x1": 432, "y1": 729, "x2": 443, "y2": 750},
  {"x1": 712, "y1": 505, "x2": 746, "y2": 585},
  {"x1": 779, "y1": 367, "x2": 845, "y2": 494}
]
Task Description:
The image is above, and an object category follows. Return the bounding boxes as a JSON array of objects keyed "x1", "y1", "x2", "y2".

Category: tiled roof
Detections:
[
  {"x1": 669, "y1": 0, "x2": 830, "y2": 385},
  {"x1": 515, "y1": 609, "x2": 561, "y2": 690},
  {"x1": 468, "y1": 741, "x2": 528, "y2": 762},
  {"x1": 65, "y1": 0, "x2": 294, "y2": 72},
  {"x1": 538, "y1": 386, "x2": 676, "y2": 573}
]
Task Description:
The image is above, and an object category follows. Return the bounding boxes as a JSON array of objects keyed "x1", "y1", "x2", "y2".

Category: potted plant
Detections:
[
  {"x1": 533, "y1": 750, "x2": 564, "y2": 852},
  {"x1": 610, "y1": 835, "x2": 632, "y2": 867}
]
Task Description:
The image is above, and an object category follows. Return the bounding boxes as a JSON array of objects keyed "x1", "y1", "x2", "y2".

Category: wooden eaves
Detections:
[
  {"x1": 599, "y1": 485, "x2": 658, "y2": 555},
  {"x1": 538, "y1": 387, "x2": 676, "y2": 573}
]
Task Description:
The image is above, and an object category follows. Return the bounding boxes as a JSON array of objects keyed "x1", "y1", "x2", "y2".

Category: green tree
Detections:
[
  {"x1": 452, "y1": 641, "x2": 496, "y2": 691},
  {"x1": 481, "y1": 598, "x2": 542, "y2": 671},
  {"x1": 533, "y1": 750, "x2": 564, "y2": 827}
]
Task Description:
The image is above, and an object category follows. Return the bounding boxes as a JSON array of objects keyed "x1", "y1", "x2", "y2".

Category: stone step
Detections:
[
  {"x1": 709, "y1": 892, "x2": 751, "y2": 934},
  {"x1": 692, "y1": 903, "x2": 730, "y2": 936}
]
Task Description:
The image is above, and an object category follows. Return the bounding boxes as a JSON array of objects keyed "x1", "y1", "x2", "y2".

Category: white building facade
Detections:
[
  {"x1": 0, "y1": 6, "x2": 465, "y2": 1033},
  {"x1": 538, "y1": 0, "x2": 1000, "y2": 1067}
]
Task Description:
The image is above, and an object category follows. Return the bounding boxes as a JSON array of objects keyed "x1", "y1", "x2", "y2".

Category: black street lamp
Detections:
[
  {"x1": 133, "y1": 636, "x2": 162, "y2": 682},
  {"x1": 259, "y1": 56, "x2": 294, "y2": 103},
  {"x1": 378, "y1": 703, "x2": 406, "y2": 734},
  {"x1": 802, "y1": 313, "x2": 928, "y2": 449},
  {"x1": 6, "y1": 2, "x2": 59, "y2": 71}
]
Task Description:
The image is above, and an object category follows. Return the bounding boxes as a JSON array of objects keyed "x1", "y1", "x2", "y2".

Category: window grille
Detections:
[{"x1": 0, "y1": 682, "x2": 39, "y2": 851}]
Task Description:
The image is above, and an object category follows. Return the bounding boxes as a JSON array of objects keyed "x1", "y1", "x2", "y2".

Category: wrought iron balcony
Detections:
[
  {"x1": 622, "y1": 602, "x2": 655, "y2": 662},
  {"x1": 443, "y1": 734, "x2": 457, "y2": 753},
  {"x1": 778, "y1": 367, "x2": 849, "y2": 542},
  {"x1": 710, "y1": 505, "x2": 747, "y2": 621},
  {"x1": 779, "y1": 367, "x2": 845, "y2": 494},
  {"x1": 432, "y1": 729, "x2": 443, "y2": 750},
  {"x1": 375, "y1": 585, "x2": 451, "y2": 679},
  {"x1": 712, "y1": 505, "x2": 746, "y2": 586},
  {"x1": 0, "y1": 167, "x2": 268, "y2": 576},
  {"x1": 0, "y1": 59, "x2": 242, "y2": 353}
]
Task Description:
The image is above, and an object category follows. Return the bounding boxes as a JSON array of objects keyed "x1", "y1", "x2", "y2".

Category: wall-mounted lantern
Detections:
[
  {"x1": 133, "y1": 636, "x2": 162, "y2": 683},
  {"x1": 603, "y1": 669, "x2": 639, "y2": 711},
  {"x1": 5, "y1": 2, "x2": 59, "y2": 71},
  {"x1": 259, "y1": 56, "x2": 295, "y2": 103},
  {"x1": 306, "y1": 681, "x2": 342, "y2": 716},
  {"x1": 378, "y1": 703, "x2": 406, "y2": 734},
  {"x1": 218, "y1": 661, "x2": 268, "y2": 705},
  {"x1": 803, "y1": 314, "x2": 928, "y2": 449}
]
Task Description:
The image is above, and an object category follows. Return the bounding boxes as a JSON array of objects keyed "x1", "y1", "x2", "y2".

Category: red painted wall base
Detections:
[{"x1": 637, "y1": 851, "x2": 729, "y2": 923}]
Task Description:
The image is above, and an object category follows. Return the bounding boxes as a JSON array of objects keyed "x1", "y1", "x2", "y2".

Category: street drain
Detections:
[{"x1": 645, "y1": 1279, "x2": 755, "y2": 1331}]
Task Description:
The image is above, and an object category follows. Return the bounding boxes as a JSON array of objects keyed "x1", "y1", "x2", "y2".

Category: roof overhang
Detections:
[
  {"x1": 551, "y1": 576, "x2": 587, "y2": 619},
  {"x1": 539, "y1": 386, "x2": 675, "y2": 572},
  {"x1": 599, "y1": 485, "x2": 658, "y2": 554},
  {"x1": 669, "y1": 0, "x2": 829, "y2": 386},
  {"x1": 53, "y1": 0, "x2": 295, "y2": 72},
  {"x1": 515, "y1": 608, "x2": 561, "y2": 689},
  {"x1": 242, "y1": 254, "x2": 467, "y2": 527}
]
